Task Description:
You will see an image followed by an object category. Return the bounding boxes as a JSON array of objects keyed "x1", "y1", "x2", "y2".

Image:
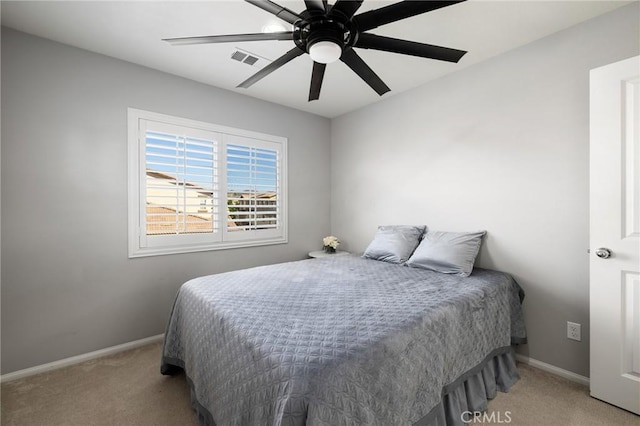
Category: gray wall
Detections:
[
  {"x1": 331, "y1": 4, "x2": 639, "y2": 378},
  {"x1": 1, "y1": 28, "x2": 331, "y2": 374}
]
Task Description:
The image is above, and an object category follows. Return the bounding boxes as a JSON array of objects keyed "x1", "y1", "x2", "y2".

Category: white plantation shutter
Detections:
[
  {"x1": 144, "y1": 127, "x2": 218, "y2": 236},
  {"x1": 225, "y1": 138, "x2": 283, "y2": 241},
  {"x1": 128, "y1": 109, "x2": 287, "y2": 257}
]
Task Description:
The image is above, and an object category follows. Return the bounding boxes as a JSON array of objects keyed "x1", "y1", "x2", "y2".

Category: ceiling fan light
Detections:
[{"x1": 308, "y1": 41, "x2": 342, "y2": 64}]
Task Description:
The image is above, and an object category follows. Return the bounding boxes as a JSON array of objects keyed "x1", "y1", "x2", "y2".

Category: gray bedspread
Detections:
[{"x1": 161, "y1": 255, "x2": 526, "y2": 426}]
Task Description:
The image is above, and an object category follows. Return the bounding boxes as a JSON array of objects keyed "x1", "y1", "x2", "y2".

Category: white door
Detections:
[{"x1": 590, "y1": 55, "x2": 640, "y2": 415}]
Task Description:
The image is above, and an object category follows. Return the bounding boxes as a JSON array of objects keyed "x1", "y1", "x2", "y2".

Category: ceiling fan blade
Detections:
[
  {"x1": 354, "y1": 1, "x2": 466, "y2": 32},
  {"x1": 340, "y1": 49, "x2": 390, "y2": 96},
  {"x1": 309, "y1": 62, "x2": 327, "y2": 101},
  {"x1": 331, "y1": 0, "x2": 363, "y2": 19},
  {"x1": 304, "y1": 0, "x2": 326, "y2": 12},
  {"x1": 163, "y1": 32, "x2": 294, "y2": 46},
  {"x1": 237, "y1": 47, "x2": 304, "y2": 89},
  {"x1": 356, "y1": 33, "x2": 466, "y2": 63},
  {"x1": 245, "y1": 0, "x2": 301, "y2": 25}
]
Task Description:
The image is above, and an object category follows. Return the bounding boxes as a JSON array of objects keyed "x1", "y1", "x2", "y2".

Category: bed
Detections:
[{"x1": 161, "y1": 254, "x2": 526, "y2": 426}]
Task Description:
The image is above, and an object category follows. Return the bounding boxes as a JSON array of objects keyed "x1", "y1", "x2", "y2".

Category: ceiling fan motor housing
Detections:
[
  {"x1": 294, "y1": 12, "x2": 356, "y2": 58},
  {"x1": 307, "y1": 27, "x2": 344, "y2": 53}
]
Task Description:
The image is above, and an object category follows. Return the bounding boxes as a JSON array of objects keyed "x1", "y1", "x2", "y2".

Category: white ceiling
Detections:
[{"x1": 1, "y1": 0, "x2": 632, "y2": 118}]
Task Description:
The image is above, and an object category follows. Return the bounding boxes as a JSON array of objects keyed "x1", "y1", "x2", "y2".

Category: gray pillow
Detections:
[
  {"x1": 362, "y1": 225, "x2": 426, "y2": 264},
  {"x1": 406, "y1": 230, "x2": 486, "y2": 277}
]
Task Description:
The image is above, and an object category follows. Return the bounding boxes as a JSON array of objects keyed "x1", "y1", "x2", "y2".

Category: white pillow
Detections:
[
  {"x1": 406, "y1": 230, "x2": 486, "y2": 277},
  {"x1": 362, "y1": 225, "x2": 426, "y2": 264}
]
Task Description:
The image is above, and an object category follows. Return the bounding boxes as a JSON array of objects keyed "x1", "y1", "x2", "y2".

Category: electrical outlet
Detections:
[{"x1": 567, "y1": 322, "x2": 581, "y2": 341}]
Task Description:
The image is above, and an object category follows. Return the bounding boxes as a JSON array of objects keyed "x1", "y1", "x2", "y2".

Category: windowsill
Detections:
[{"x1": 129, "y1": 237, "x2": 288, "y2": 258}]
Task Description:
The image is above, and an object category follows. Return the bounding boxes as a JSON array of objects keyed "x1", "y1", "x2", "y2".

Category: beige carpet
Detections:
[{"x1": 1, "y1": 342, "x2": 638, "y2": 425}]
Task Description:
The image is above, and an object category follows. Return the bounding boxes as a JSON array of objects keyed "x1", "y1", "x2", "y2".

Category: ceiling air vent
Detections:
[
  {"x1": 230, "y1": 48, "x2": 270, "y2": 68},
  {"x1": 231, "y1": 51, "x2": 247, "y2": 62},
  {"x1": 243, "y1": 55, "x2": 259, "y2": 66}
]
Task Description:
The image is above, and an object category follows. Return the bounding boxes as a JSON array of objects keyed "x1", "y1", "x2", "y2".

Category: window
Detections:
[{"x1": 128, "y1": 109, "x2": 287, "y2": 257}]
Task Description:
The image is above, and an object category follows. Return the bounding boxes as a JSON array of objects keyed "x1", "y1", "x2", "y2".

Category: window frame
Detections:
[{"x1": 128, "y1": 108, "x2": 288, "y2": 258}]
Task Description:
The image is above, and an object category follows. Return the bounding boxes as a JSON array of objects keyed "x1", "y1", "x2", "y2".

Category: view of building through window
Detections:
[
  {"x1": 144, "y1": 130, "x2": 217, "y2": 236},
  {"x1": 226, "y1": 144, "x2": 279, "y2": 233},
  {"x1": 144, "y1": 131, "x2": 278, "y2": 236}
]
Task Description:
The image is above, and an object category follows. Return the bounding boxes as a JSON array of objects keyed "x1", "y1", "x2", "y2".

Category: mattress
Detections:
[{"x1": 161, "y1": 255, "x2": 526, "y2": 425}]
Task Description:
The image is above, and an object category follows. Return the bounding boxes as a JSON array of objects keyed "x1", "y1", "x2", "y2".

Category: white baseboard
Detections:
[
  {"x1": 1, "y1": 334, "x2": 164, "y2": 383},
  {"x1": 515, "y1": 353, "x2": 590, "y2": 387}
]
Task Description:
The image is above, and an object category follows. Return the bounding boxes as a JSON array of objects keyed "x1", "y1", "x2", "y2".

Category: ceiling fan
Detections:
[{"x1": 163, "y1": 0, "x2": 468, "y2": 101}]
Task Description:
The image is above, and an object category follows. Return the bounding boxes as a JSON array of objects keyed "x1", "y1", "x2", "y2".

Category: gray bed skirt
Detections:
[
  {"x1": 165, "y1": 346, "x2": 519, "y2": 426},
  {"x1": 416, "y1": 346, "x2": 519, "y2": 426}
]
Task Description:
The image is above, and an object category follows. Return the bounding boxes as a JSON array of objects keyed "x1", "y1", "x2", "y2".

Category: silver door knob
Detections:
[{"x1": 595, "y1": 248, "x2": 612, "y2": 259}]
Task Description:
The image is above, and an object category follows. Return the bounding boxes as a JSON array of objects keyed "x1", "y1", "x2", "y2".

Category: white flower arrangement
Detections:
[{"x1": 322, "y1": 236, "x2": 340, "y2": 253}]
